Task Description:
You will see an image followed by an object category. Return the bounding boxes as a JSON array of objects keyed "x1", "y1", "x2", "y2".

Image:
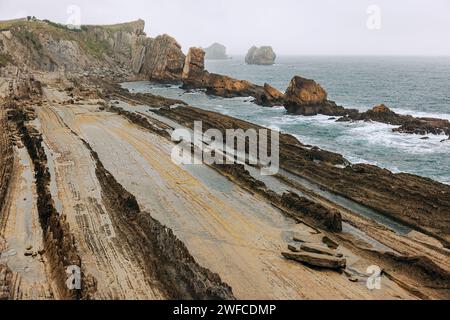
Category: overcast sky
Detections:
[{"x1": 1, "y1": 0, "x2": 449, "y2": 56}]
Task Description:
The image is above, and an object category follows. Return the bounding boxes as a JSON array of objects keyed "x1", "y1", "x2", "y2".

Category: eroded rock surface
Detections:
[
  {"x1": 245, "y1": 46, "x2": 276, "y2": 65},
  {"x1": 284, "y1": 76, "x2": 355, "y2": 116},
  {"x1": 284, "y1": 76, "x2": 450, "y2": 136},
  {"x1": 182, "y1": 47, "x2": 284, "y2": 106},
  {"x1": 0, "y1": 19, "x2": 185, "y2": 83}
]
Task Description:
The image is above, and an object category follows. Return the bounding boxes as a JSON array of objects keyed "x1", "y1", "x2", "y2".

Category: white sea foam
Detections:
[
  {"x1": 342, "y1": 121, "x2": 450, "y2": 155},
  {"x1": 391, "y1": 108, "x2": 450, "y2": 121}
]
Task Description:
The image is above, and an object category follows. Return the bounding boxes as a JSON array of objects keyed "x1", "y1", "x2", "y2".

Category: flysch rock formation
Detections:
[
  {"x1": 0, "y1": 18, "x2": 185, "y2": 82},
  {"x1": 245, "y1": 46, "x2": 276, "y2": 65},
  {"x1": 204, "y1": 42, "x2": 230, "y2": 60},
  {"x1": 1, "y1": 18, "x2": 449, "y2": 301}
]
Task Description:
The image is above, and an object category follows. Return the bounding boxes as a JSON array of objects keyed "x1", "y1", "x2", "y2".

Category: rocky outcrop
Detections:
[
  {"x1": 83, "y1": 138, "x2": 235, "y2": 300},
  {"x1": 0, "y1": 107, "x2": 13, "y2": 222},
  {"x1": 284, "y1": 76, "x2": 450, "y2": 136},
  {"x1": 204, "y1": 43, "x2": 229, "y2": 60},
  {"x1": 155, "y1": 105, "x2": 450, "y2": 246},
  {"x1": 245, "y1": 46, "x2": 276, "y2": 65},
  {"x1": 280, "y1": 192, "x2": 343, "y2": 232},
  {"x1": 284, "y1": 76, "x2": 356, "y2": 116},
  {"x1": 138, "y1": 34, "x2": 185, "y2": 83},
  {"x1": 182, "y1": 47, "x2": 207, "y2": 88},
  {"x1": 0, "y1": 19, "x2": 185, "y2": 82},
  {"x1": 338, "y1": 104, "x2": 450, "y2": 136},
  {"x1": 182, "y1": 47, "x2": 284, "y2": 106}
]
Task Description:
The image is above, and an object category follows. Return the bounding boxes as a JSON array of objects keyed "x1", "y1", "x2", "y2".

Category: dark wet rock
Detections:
[
  {"x1": 283, "y1": 76, "x2": 450, "y2": 136},
  {"x1": 245, "y1": 46, "x2": 276, "y2": 65},
  {"x1": 281, "y1": 192, "x2": 343, "y2": 232},
  {"x1": 84, "y1": 138, "x2": 236, "y2": 300},
  {"x1": 155, "y1": 105, "x2": 450, "y2": 246},
  {"x1": 346, "y1": 104, "x2": 450, "y2": 136}
]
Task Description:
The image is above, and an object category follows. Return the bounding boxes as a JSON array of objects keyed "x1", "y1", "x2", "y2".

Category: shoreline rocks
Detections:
[
  {"x1": 182, "y1": 47, "x2": 284, "y2": 106},
  {"x1": 342, "y1": 104, "x2": 450, "y2": 136},
  {"x1": 284, "y1": 76, "x2": 357, "y2": 116},
  {"x1": 245, "y1": 46, "x2": 276, "y2": 65},
  {"x1": 283, "y1": 76, "x2": 450, "y2": 136}
]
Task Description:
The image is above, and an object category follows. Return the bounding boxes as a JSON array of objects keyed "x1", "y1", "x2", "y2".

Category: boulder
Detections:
[
  {"x1": 245, "y1": 46, "x2": 276, "y2": 65},
  {"x1": 284, "y1": 76, "x2": 357, "y2": 116},
  {"x1": 298, "y1": 243, "x2": 343, "y2": 258},
  {"x1": 284, "y1": 76, "x2": 327, "y2": 106},
  {"x1": 282, "y1": 252, "x2": 347, "y2": 270},
  {"x1": 204, "y1": 43, "x2": 229, "y2": 60},
  {"x1": 252, "y1": 83, "x2": 284, "y2": 106}
]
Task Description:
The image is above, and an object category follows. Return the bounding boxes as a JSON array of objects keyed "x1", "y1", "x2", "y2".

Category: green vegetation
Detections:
[
  {"x1": 42, "y1": 19, "x2": 83, "y2": 33},
  {"x1": 11, "y1": 28, "x2": 43, "y2": 51},
  {"x1": 0, "y1": 53, "x2": 13, "y2": 67},
  {"x1": 83, "y1": 37, "x2": 112, "y2": 59},
  {"x1": 0, "y1": 18, "x2": 138, "y2": 61}
]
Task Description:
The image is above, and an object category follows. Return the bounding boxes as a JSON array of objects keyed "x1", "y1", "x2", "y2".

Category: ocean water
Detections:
[{"x1": 122, "y1": 56, "x2": 450, "y2": 185}]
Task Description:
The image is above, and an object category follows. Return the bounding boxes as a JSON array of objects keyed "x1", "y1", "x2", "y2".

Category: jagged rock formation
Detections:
[
  {"x1": 284, "y1": 76, "x2": 450, "y2": 136},
  {"x1": 284, "y1": 76, "x2": 353, "y2": 116},
  {"x1": 136, "y1": 34, "x2": 185, "y2": 83},
  {"x1": 245, "y1": 46, "x2": 276, "y2": 65},
  {"x1": 182, "y1": 47, "x2": 284, "y2": 106},
  {"x1": 339, "y1": 104, "x2": 450, "y2": 136},
  {"x1": 204, "y1": 43, "x2": 229, "y2": 60},
  {"x1": 182, "y1": 47, "x2": 206, "y2": 87},
  {"x1": 0, "y1": 19, "x2": 185, "y2": 82}
]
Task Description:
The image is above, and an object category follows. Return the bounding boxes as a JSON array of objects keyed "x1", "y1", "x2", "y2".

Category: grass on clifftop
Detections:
[{"x1": 0, "y1": 18, "x2": 116, "y2": 60}]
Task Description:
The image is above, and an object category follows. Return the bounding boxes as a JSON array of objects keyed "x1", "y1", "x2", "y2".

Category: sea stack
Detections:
[
  {"x1": 245, "y1": 46, "x2": 276, "y2": 65},
  {"x1": 204, "y1": 43, "x2": 230, "y2": 60},
  {"x1": 182, "y1": 47, "x2": 208, "y2": 89},
  {"x1": 283, "y1": 76, "x2": 348, "y2": 116}
]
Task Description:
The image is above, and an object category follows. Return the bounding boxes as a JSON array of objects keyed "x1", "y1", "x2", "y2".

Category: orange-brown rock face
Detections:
[
  {"x1": 284, "y1": 76, "x2": 351, "y2": 116},
  {"x1": 181, "y1": 47, "x2": 209, "y2": 88},
  {"x1": 262, "y1": 83, "x2": 284, "y2": 104},
  {"x1": 139, "y1": 34, "x2": 186, "y2": 83},
  {"x1": 285, "y1": 76, "x2": 328, "y2": 106},
  {"x1": 181, "y1": 47, "x2": 284, "y2": 106}
]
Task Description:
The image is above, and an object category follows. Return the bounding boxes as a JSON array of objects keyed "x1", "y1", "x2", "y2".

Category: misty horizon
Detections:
[{"x1": 1, "y1": 0, "x2": 450, "y2": 56}]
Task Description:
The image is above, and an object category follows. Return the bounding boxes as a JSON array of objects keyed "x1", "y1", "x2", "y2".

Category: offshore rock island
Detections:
[
  {"x1": 204, "y1": 43, "x2": 230, "y2": 60},
  {"x1": 245, "y1": 46, "x2": 276, "y2": 65},
  {"x1": 0, "y1": 18, "x2": 449, "y2": 301}
]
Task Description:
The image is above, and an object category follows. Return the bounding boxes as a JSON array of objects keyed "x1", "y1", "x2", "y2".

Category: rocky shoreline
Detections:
[
  {"x1": 1, "y1": 18, "x2": 449, "y2": 300},
  {"x1": 181, "y1": 49, "x2": 450, "y2": 138}
]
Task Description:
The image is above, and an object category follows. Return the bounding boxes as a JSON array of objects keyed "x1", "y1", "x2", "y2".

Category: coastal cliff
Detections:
[{"x1": 0, "y1": 18, "x2": 185, "y2": 82}]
